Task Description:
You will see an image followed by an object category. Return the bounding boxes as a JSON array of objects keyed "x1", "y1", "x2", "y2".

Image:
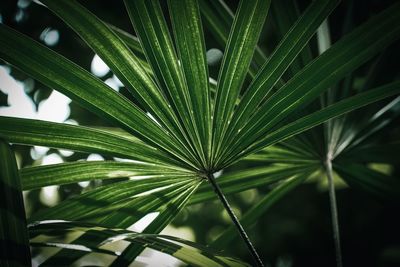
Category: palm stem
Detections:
[
  {"x1": 325, "y1": 157, "x2": 343, "y2": 267},
  {"x1": 207, "y1": 173, "x2": 264, "y2": 267}
]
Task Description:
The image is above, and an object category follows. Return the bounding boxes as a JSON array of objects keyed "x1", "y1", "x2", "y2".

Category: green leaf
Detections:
[
  {"x1": 212, "y1": 0, "x2": 271, "y2": 165},
  {"x1": 40, "y1": 0, "x2": 167, "y2": 121},
  {"x1": 29, "y1": 177, "x2": 195, "y2": 224},
  {"x1": 169, "y1": 0, "x2": 212, "y2": 167},
  {"x1": 280, "y1": 136, "x2": 322, "y2": 160},
  {"x1": 219, "y1": 0, "x2": 338, "y2": 160},
  {"x1": 0, "y1": 116, "x2": 187, "y2": 169},
  {"x1": 224, "y1": 82, "x2": 400, "y2": 166},
  {"x1": 0, "y1": 139, "x2": 31, "y2": 267},
  {"x1": 38, "y1": 178, "x2": 201, "y2": 265},
  {"x1": 212, "y1": 173, "x2": 309, "y2": 249},
  {"x1": 40, "y1": 0, "x2": 199, "y2": 167},
  {"x1": 243, "y1": 145, "x2": 319, "y2": 164},
  {"x1": 107, "y1": 24, "x2": 152, "y2": 74},
  {"x1": 29, "y1": 221, "x2": 251, "y2": 267},
  {"x1": 219, "y1": 3, "x2": 400, "y2": 167},
  {"x1": 110, "y1": 178, "x2": 202, "y2": 266},
  {"x1": 198, "y1": 0, "x2": 234, "y2": 49},
  {"x1": 124, "y1": 0, "x2": 206, "y2": 168},
  {"x1": 189, "y1": 164, "x2": 316, "y2": 204},
  {"x1": 198, "y1": 0, "x2": 267, "y2": 77},
  {"x1": 335, "y1": 163, "x2": 400, "y2": 200},
  {"x1": 338, "y1": 143, "x2": 400, "y2": 164},
  {"x1": 336, "y1": 95, "x2": 400, "y2": 155},
  {"x1": 106, "y1": 24, "x2": 145, "y2": 59},
  {"x1": 20, "y1": 161, "x2": 192, "y2": 190},
  {"x1": 271, "y1": 0, "x2": 314, "y2": 76},
  {"x1": 0, "y1": 24, "x2": 196, "y2": 168}
]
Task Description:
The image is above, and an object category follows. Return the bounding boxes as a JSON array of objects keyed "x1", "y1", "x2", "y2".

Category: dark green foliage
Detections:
[{"x1": 0, "y1": 0, "x2": 399, "y2": 266}]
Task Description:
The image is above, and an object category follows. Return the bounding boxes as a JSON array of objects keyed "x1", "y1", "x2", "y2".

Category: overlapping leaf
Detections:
[
  {"x1": 0, "y1": 140, "x2": 31, "y2": 267},
  {"x1": 29, "y1": 221, "x2": 250, "y2": 267}
]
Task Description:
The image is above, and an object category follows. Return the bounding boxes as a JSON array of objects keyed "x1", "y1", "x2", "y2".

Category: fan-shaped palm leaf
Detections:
[{"x1": 0, "y1": 0, "x2": 399, "y2": 266}]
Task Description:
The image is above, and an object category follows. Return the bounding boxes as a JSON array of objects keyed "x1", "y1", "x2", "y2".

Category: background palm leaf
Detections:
[{"x1": 0, "y1": 139, "x2": 31, "y2": 267}]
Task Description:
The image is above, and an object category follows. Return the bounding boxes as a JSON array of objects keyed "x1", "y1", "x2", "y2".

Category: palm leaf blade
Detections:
[
  {"x1": 30, "y1": 221, "x2": 251, "y2": 267},
  {"x1": 0, "y1": 24, "x2": 194, "y2": 165},
  {"x1": 212, "y1": 173, "x2": 309, "y2": 249},
  {"x1": 0, "y1": 117, "x2": 185, "y2": 168},
  {"x1": 226, "y1": 82, "x2": 400, "y2": 165},
  {"x1": 40, "y1": 0, "x2": 197, "y2": 165},
  {"x1": 190, "y1": 164, "x2": 316, "y2": 204},
  {"x1": 110, "y1": 180, "x2": 201, "y2": 266},
  {"x1": 221, "y1": 3, "x2": 400, "y2": 165},
  {"x1": 38, "y1": 178, "x2": 200, "y2": 265},
  {"x1": 20, "y1": 161, "x2": 191, "y2": 190},
  {"x1": 0, "y1": 140, "x2": 31, "y2": 267},
  {"x1": 223, "y1": 0, "x2": 338, "y2": 153},
  {"x1": 212, "y1": 0, "x2": 271, "y2": 165},
  {"x1": 169, "y1": 0, "x2": 212, "y2": 167},
  {"x1": 199, "y1": 0, "x2": 267, "y2": 78},
  {"x1": 336, "y1": 164, "x2": 400, "y2": 200}
]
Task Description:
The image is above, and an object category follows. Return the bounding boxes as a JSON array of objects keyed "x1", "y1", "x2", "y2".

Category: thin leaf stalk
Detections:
[
  {"x1": 325, "y1": 156, "x2": 343, "y2": 267},
  {"x1": 207, "y1": 173, "x2": 264, "y2": 267}
]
